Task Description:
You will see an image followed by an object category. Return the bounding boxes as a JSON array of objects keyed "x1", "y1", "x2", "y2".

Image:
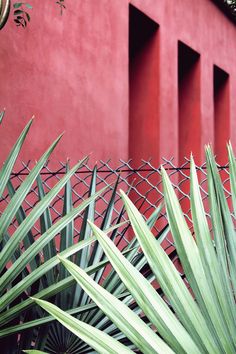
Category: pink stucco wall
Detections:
[{"x1": 0, "y1": 0, "x2": 236, "y2": 165}]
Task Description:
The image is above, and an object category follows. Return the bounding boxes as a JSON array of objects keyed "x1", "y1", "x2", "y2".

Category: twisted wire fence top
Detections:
[{"x1": 0, "y1": 158, "x2": 232, "y2": 252}]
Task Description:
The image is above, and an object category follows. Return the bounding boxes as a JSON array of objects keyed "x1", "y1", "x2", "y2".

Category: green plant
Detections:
[
  {"x1": 13, "y1": 2, "x2": 32, "y2": 28},
  {"x1": 0, "y1": 111, "x2": 170, "y2": 353},
  {"x1": 0, "y1": 114, "x2": 113, "y2": 353},
  {"x1": 35, "y1": 145, "x2": 236, "y2": 353},
  {"x1": 0, "y1": 0, "x2": 66, "y2": 30},
  {"x1": 2, "y1": 189, "x2": 168, "y2": 353}
]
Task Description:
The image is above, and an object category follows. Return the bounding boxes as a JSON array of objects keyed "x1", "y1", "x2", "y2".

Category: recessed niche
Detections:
[
  {"x1": 214, "y1": 65, "x2": 230, "y2": 164},
  {"x1": 178, "y1": 41, "x2": 201, "y2": 164},
  {"x1": 129, "y1": 5, "x2": 159, "y2": 164}
]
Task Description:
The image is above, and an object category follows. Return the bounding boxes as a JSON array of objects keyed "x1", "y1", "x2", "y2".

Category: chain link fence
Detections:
[{"x1": 0, "y1": 158, "x2": 232, "y2": 253}]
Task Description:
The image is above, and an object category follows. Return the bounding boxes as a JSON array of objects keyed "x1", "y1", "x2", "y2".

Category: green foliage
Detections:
[
  {"x1": 0, "y1": 0, "x2": 66, "y2": 30},
  {"x1": 0, "y1": 116, "x2": 101, "y2": 353},
  {"x1": 35, "y1": 146, "x2": 236, "y2": 353},
  {"x1": 13, "y1": 2, "x2": 32, "y2": 28},
  {"x1": 0, "y1": 111, "x2": 168, "y2": 353}
]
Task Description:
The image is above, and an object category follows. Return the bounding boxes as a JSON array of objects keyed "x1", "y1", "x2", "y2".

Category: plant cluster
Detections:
[
  {"x1": 32, "y1": 147, "x2": 236, "y2": 353},
  {"x1": 0, "y1": 111, "x2": 165, "y2": 353},
  {"x1": 0, "y1": 108, "x2": 235, "y2": 353}
]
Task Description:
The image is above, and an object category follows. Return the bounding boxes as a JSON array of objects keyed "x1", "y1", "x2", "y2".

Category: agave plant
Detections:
[
  {"x1": 0, "y1": 111, "x2": 170, "y2": 353},
  {"x1": 0, "y1": 113, "x2": 115, "y2": 352},
  {"x1": 0, "y1": 115, "x2": 108, "y2": 352},
  {"x1": 5, "y1": 185, "x2": 168, "y2": 353},
  {"x1": 34, "y1": 145, "x2": 236, "y2": 353}
]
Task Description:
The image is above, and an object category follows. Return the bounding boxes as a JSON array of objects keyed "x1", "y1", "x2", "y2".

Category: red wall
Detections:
[{"x1": 0, "y1": 0, "x2": 236, "y2": 165}]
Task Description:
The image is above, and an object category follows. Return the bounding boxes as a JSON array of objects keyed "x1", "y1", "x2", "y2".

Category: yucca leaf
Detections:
[
  {"x1": 77, "y1": 165, "x2": 97, "y2": 264},
  {"x1": 226, "y1": 143, "x2": 236, "y2": 293},
  {"x1": 0, "y1": 233, "x2": 130, "y2": 327},
  {"x1": 0, "y1": 119, "x2": 33, "y2": 200},
  {"x1": 0, "y1": 186, "x2": 107, "y2": 307},
  {"x1": 81, "y1": 176, "x2": 120, "y2": 323},
  {"x1": 0, "y1": 157, "x2": 88, "y2": 279},
  {"x1": 121, "y1": 187, "x2": 224, "y2": 352},
  {"x1": 100, "y1": 214, "x2": 167, "y2": 302},
  {"x1": 89, "y1": 175, "x2": 120, "y2": 269},
  {"x1": 57, "y1": 163, "x2": 74, "y2": 316},
  {"x1": 206, "y1": 147, "x2": 233, "y2": 308},
  {"x1": 82, "y1": 206, "x2": 166, "y2": 336},
  {"x1": 7, "y1": 179, "x2": 40, "y2": 272},
  {"x1": 55, "y1": 163, "x2": 75, "y2": 351},
  {"x1": 58, "y1": 256, "x2": 174, "y2": 354},
  {"x1": 37, "y1": 175, "x2": 55, "y2": 286},
  {"x1": 60, "y1": 163, "x2": 74, "y2": 256},
  {"x1": 32, "y1": 298, "x2": 133, "y2": 354},
  {"x1": 78, "y1": 175, "x2": 120, "y2": 327},
  {"x1": 228, "y1": 142, "x2": 236, "y2": 217},
  {"x1": 0, "y1": 237, "x2": 95, "y2": 311},
  {"x1": 72, "y1": 166, "x2": 97, "y2": 309},
  {"x1": 161, "y1": 166, "x2": 235, "y2": 352},
  {"x1": 147, "y1": 202, "x2": 164, "y2": 229},
  {"x1": 0, "y1": 132, "x2": 63, "y2": 243},
  {"x1": 0, "y1": 291, "x2": 130, "y2": 338},
  {"x1": 190, "y1": 155, "x2": 236, "y2": 343},
  {"x1": 89, "y1": 221, "x2": 203, "y2": 354},
  {"x1": 206, "y1": 146, "x2": 236, "y2": 297}
]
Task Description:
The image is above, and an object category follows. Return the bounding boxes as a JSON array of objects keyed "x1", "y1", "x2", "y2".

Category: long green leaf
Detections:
[
  {"x1": 121, "y1": 189, "x2": 222, "y2": 352},
  {"x1": 88, "y1": 175, "x2": 120, "y2": 269},
  {"x1": 0, "y1": 291, "x2": 131, "y2": 338},
  {"x1": 0, "y1": 157, "x2": 87, "y2": 279},
  {"x1": 228, "y1": 142, "x2": 236, "y2": 217},
  {"x1": 206, "y1": 147, "x2": 236, "y2": 297},
  {"x1": 89, "y1": 221, "x2": 203, "y2": 354},
  {"x1": 7, "y1": 179, "x2": 40, "y2": 272},
  {"x1": 206, "y1": 147, "x2": 235, "y2": 326},
  {"x1": 0, "y1": 227, "x2": 128, "y2": 327},
  {"x1": 32, "y1": 298, "x2": 133, "y2": 354},
  {"x1": 0, "y1": 132, "x2": 63, "y2": 243},
  {"x1": 37, "y1": 175, "x2": 55, "y2": 285},
  {"x1": 59, "y1": 256, "x2": 174, "y2": 354},
  {"x1": 190, "y1": 155, "x2": 236, "y2": 344},
  {"x1": 161, "y1": 167, "x2": 234, "y2": 353},
  {"x1": 0, "y1": 119, "x2": 33, "y2": 200},
  {"x1": 73, "y1": 166, "x2": 97, "y2": 309},
  {"x1": 0, "y1": 187, "x2": 106, "y2": 307},
  {"x1": 58, "y1": 163, "x2": 74, "y2": 316},
  {"x1": 60, "y1": 163, "x2": 74, "y2": 255},
  {"x1": 82, "y1": 207, "x2": 167, "y2": 336}
]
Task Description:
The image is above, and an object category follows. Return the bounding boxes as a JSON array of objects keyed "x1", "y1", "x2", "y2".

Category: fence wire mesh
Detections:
[{"x1": 0, "y1": 158, "x2": 232, "y2": 254}]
